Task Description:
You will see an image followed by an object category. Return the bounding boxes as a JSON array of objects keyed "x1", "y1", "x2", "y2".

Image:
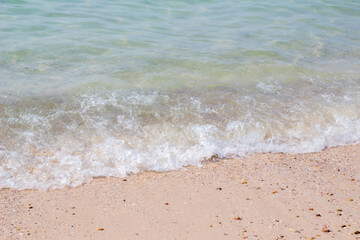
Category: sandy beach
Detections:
[
  {"x1": 1, "y1": 144, "x2": 359, "y2": 240},
  {"x1": 2, "y1": 0, "x2": 360, "y2": 239}
]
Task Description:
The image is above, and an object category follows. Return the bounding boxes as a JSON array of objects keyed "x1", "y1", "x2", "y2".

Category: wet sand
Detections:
[{"x1": 1, "y1": 144, "x2": 360, "y2": 240}]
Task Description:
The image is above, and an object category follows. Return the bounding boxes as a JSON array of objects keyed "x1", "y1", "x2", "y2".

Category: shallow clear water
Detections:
[{"x1": 1, "y1": 0, "x2": 360, "y2": 190}]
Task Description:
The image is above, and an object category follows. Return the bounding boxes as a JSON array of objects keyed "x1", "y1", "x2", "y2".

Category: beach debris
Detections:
[
  {"x1": 350, "y1": 178, "x2": 355, "y2": 181},
  {"x1": 234, "y1": 217, "x2": 243, "y2": 220},
  {"x1": 123, "y1": 179, "x2": 127, "y2": 181},
  {"x1": 209, "y1": 225, "x2": 213, "y2": 227},
  {"x1": 216, "y1": 187, "x2": 222, "y2": 190},
  {"x1": 272, "y1": 191, "x2": 277, "y2": 194},
  {"x1": 309, "y1": 208, "x2": 314, "y2": 211},
  {"x1": 165, "y1": 203, "x2": 169, "y2": 205},
  {"x1": 354, "y1": 231, "x2": 360, "y2": 234},
  {"x1": 322, "y1": 225, "x2": 330, "y2": 232},
  {"x1": 97, "y1": 228, "x2": 104, "y2": 231},
  {"x1": 337, "y1": 209, "x2": 342, "y2": 212},
  {"x1": 349, "y1": 199, "x2": 353, "y2": 202},
  {"x1": 316, "y1": 214, "x2": 321, "y2": 217},
  {"x1": 341, "y1": 225, "x2": 347, "y2": 228},
  {"x1": 242, "y1": 181, "x2": 247, "y2": 184},
  {"x1": 207, "y1": 154, "x2": 218, "y2": 161}
]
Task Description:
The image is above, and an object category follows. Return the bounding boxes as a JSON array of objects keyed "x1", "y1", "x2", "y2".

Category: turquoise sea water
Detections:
[{"x1": 1, "y1": 0, "x2": 360, "y2": 189}]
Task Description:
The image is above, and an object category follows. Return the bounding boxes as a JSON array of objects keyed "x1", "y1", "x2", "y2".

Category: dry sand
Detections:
[{"x1": 1, "y1": 144, "x2": 360, "y2": 240}]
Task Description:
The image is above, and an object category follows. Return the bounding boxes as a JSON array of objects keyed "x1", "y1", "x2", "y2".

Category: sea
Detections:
[{"x1": 1, "y1": 0, "x2": 360, "y2": 190}]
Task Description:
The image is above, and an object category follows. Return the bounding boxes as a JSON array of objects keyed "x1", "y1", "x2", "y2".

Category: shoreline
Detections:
[{"x1": 1, "y1": 144, "x2": 359, "y2": 239}]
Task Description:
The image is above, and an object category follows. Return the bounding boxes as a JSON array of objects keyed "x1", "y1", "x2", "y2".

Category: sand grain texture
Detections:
[{"x1": 1, "y1": 144, "x2": 360, "y2": 240}]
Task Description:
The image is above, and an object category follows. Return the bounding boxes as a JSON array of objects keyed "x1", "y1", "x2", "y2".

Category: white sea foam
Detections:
[{"x1": 1, "y1": 84, "x2": 360, "y2": 190}]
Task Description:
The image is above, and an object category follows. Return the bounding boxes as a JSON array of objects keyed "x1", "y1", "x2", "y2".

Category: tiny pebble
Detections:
[{"x1": 97, "y1": 228, "x2": 104, "y2": 231}]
